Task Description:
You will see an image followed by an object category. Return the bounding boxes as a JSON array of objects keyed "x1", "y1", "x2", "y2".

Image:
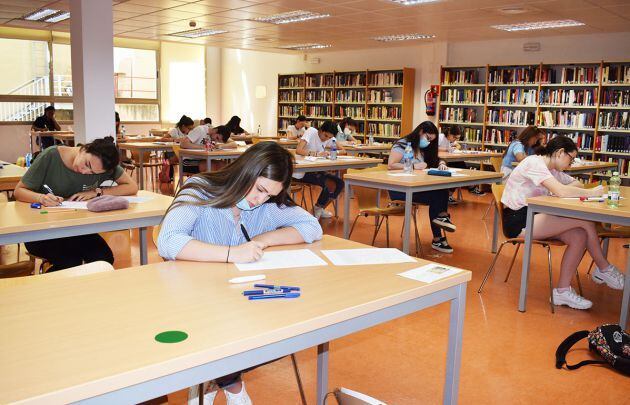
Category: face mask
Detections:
[
  {"x1": 236, "y1": 197, "x2": 261, "y2": 211},
  {"x1": 418, "y1": 137, "x2": 430, "y2": 149},
  {"x1": 343, "y1": 128, "x2": 352, "y2": 135}
]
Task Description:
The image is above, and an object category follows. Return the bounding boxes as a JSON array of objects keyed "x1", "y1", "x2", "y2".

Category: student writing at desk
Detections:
[
  {"x1": 502, "y1": 136, "x2": 624, "y2": 310},
  {"x1": 31, "y1": 105, "x2": 62, "y2": 149},
  {"x1": 157, "y1": 142, "x2": 322, "y2": 405},
  {"x1": 336, "y1": 117, "x2": 360, "y2": 144},
  {"x1": 226, "y1": 115, "x2": 250, "y2": 137},
  {"x1": 285, "y1": 115, "x2": 307, "y2": 139},
  {"x1": 179, "y1": 125, "x2": 235, "y2": 172},
  {"x1": 13, "y1": 136, "x2": 139, "y2": 271}
]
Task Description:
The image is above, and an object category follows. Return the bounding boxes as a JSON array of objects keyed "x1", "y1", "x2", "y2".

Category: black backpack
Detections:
[{"x1": 556, "y1": 324, "x2": 630, "y2": 376}]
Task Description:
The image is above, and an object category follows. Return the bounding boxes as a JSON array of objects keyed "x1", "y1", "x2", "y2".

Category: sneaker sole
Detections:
[
  {"x1": 591, "y1": 275, "x2": 624, "y2": 290},
  {"x1": 431, "y1": 244, "x2": 453, "y2": 253},
  {"x1": 432, "y1": 219, "x2": 457, "y2": 232},
  {"x1": 552, "y1": 297, "x2": 592, "y2": 310}
]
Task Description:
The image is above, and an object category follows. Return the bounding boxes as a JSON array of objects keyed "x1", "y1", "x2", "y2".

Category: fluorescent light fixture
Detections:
[
  {"x1": 169, "y1": 28, "x2": 228, "y2": 38},
  {"x1": 253, "y1": 10, "x2": 330, "y2": 25},
  {"x1": 44, "y1": 11, "x2": 70, "y2": 23},
  {"x1": 23, "y1": 8, "x2": 58, "y2": 21},
  {"x1": 372, "y1": 33, "x2": 435, "y2": 42},
  {"x1": 387, "y1": 0, "x2": 441, "y2": 5},
  {"x1": 278, "y1": 43, "x2": 331, "y2": 50},
  {"x1": 491, "y1": 19, "x2": 585, "y2": 32}
]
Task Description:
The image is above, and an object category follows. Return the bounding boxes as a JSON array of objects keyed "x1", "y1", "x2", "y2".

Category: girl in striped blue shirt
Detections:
[{"x1": 158, "y1": 142, "x2": 322, "y2": 404}]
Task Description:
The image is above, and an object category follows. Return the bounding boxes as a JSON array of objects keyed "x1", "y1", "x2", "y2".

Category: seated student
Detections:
[
  {"x1": 295, "y1": 121, "x2": 346, "y2": 219},
  {"x1": 200, "y1": 117, "x2": 212, "y2": 128},
  {"x1": 31, "y1": 105, "x2": 62, "y2": 149},
  {"x1": 388, "y1": 121, "x2": 457, "y2": 253},
  {"x1": 180, "y1": 125, "x2": 235, "y2": 173},
  {"x1": 166, "y1": 115, "x2": 195, "y2": 140},
  {"x1": 336, "y1": 117, "x2": 360, "y2": 144},
  {"x1": 438, "y1": 125, "x2": 463, "y2": 205},
  {"x1": 501, "y1": 125, "x2": 544, "y2": 179},
  {"x1": 502, "y1": 136, "x2": 623, "y2": 310},
  {"x1": 115, "y1": 111, "x2": 121, "y2": 136},
  {"x1": 157, "y1": 142, "x2": 322, "y2": 405},
  {"x1": 285, "y1": 115, "x2": 308, "y2": 139},
  {"x1": 226, "y1": 115, "x2": 250, "y2": 137},
  {"x1": 13, "y1": 137, "x2": 138, "y2": 271}
]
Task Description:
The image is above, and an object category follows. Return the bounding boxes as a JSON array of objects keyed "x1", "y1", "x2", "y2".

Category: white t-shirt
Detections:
[
  {"x1": 293, "y1": 127, "x2": 333, "y2": 179},
  {"x1": 168, "y1": 127, "x2": 187, "y2": 139},
  {"x1": 501, "y1": 155, "x2": 574, "y2": 210},
  {"x1": 286, "y1": 124, "x2": 305, "y2": 138},
  {"x1": 438, "y1": 133, "x2": 453, "y2": 152},
  {"x1": 186, "y1": 125, "x2": 208, "y2": 144}
]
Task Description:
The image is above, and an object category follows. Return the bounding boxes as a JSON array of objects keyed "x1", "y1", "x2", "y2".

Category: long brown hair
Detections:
[{"x1": 166, "y1": 142, "x2": 296, "y2": 215}]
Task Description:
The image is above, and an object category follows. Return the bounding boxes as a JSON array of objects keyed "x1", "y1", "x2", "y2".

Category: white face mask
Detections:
[{"x1": 343, "y1": 128, "x2": 352, "y2": 135}]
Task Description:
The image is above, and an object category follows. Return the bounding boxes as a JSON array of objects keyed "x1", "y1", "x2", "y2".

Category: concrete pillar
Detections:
[{"x1": 69, "y1": 0, "x2": 115, "y2": 143}]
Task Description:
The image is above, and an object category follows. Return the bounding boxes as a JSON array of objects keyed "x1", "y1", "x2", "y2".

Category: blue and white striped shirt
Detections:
[{"x1": 157, "y1": 179, "x2": 323, "y2": 260}]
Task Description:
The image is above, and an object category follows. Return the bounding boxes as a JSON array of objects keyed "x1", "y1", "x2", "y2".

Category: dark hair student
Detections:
[
  {"x1": 177, "y1": 115, "x2": 195, "y2": 130},
  {"x1": 214, "y1": 125, "x2": 232, "y2": 143},
  {"x1": 295, "y1": 115, "x2": 307, "y2": 124},
  {"x1": 226, "y1": 115, "x2": 246, "y2": 134},
  {"x1": 535, "y1": 134, "x2": 577, "y2": 157},
  {"x1": 82, "y1": 136, "x2": 120, "y2": 172},
  {"x1": 399, "y1": 121, "x2": 440, "y2": 168}
]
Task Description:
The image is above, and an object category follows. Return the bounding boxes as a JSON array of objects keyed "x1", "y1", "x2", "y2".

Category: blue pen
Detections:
[
  {"x1": 248, "y1": 292, "x2": 301, "y2": 300},
  {"x1": 254, "y1": 283, "x2": 300, "y2": 291}
]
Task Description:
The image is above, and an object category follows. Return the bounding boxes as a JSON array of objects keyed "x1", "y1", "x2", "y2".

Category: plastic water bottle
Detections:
[
  {"x1": 330, "y1": 138, "x2": 338, "y2": 160},
  {"x1": 403, "y1": 142, "x2": 413, "y2": 174},
  {"x1": 607, "y1": 171, "x2": 621, "y2": 208},
  {"x1": 257, "y1": 124, "x2": 261, "y2": 136},
  {"x1": 25, "y1": 152, "x2": 32, "y2": 168},
  {"x1": 368, "y1": 133, "x2": 374, "y2": 145},
  {"x1": 121, "y1": 125, "x2": 126, "y2": 137}
]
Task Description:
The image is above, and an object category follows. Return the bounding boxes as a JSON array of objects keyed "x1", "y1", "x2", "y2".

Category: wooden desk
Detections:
[
  {"x1": 0, "y1": 161, "x2": 26, "y2": 191},
  {"x1": 294, "y1": 156, "x2": 382, "y2": 174},
  {"x1": 118, "y1": 136, "x2": 169, "y2": 143},
  {"x1": 439, "y1": 151, "x2": 502, "y2": 163},
  {"x1": 512, "y1": 160, "x2": 617, "y2": 175},
  {"x1": 118, "y1": 142, "x2": 176, "y2": 189},
  {"x1": 30, "y1": 131, "x2": 74, "y2": 153},
  {"x1": 520, "y1": 188, "x2": 630, "y2": 327},
  {"x1": 343, "y1": 169, "x2": 503, "y2": 254},
  {"x1": 0, "y1": 235, "x2": 470, "y2": 404},
  {"x1": 177, "y1": 147, "x2": 250, "y2": 186},
  {"x1": 0, "y1": 190, "x2": 172, "y2": 265},
  {"x1": 344, "y1": 144, "x2": 392, "y2": 156},
  {"x1": 277, "y1": 138, "x2": 299, "y2": 148}
]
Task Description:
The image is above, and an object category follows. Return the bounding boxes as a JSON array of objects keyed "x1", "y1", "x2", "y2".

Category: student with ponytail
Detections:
[
  {"x1": 13, "y1": 136, "x2": 138, "y2": 271},
  {"x1": 502, "y1": 135, "x2": 624, "y2": 310}
]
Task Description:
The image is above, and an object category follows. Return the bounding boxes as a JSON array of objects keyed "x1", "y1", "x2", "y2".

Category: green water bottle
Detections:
[{"x1": 607, "y1": 171, "x2": 621, "y2": 209}]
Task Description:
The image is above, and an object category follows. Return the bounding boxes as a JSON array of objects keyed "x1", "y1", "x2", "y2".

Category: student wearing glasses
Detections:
[{"x1": 502, "y1": 135, "x2": 624, "y2": 310}]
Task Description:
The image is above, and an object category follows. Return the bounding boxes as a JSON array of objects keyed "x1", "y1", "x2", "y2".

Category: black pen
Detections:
[{"x1": 240, "y1": 223, "x2": 251, "y2": 242}]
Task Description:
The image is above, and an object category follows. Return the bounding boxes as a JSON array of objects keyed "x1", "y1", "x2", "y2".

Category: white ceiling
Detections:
[{"x1": 0, "y1": 0, "x2": 629, "y2": 53}]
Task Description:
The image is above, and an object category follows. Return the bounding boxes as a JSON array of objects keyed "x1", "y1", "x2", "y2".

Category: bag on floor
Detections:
[
  {"x1": 556, "y1": 324, "x2": 630, "y2": 376},
  {"x1": 158, "y1": 159, "x2": 171, "y2": 184}
]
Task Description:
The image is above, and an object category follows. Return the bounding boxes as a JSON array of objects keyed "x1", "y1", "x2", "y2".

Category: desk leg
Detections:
[
  {"x1": 491, "y1": 204, "x2": 499, "y2": 253},
  {"x1": 518, "y1": 208, "x2": 535, "y2": 312},
  {"x1": 316, "y1": 342, "x2": 330, "y2": 405},
  {"x1": 444, "y1": 283, "x2": 467, "y2": 405},
  {"x1": 178, "y1": 155, "x2": 184, "y2": 190},
  {"x1": 139, "y1": 227, "x2": 148, "y2": 265},
  {"x1": 403, "y1": 190, "x2": 412, "y2": 254},
  {"x1": 138, "y1": 151, "x2": 145, "y2": 190},
  {"x1": 206, "y1": 156, "x2": 211, "y2": 173},
  {"x1": 29, "y1": 133, "x2": 34, "y2": 154},
  {"x1": 620, "y1": 248, "x2": 630, "y2": 329},
  {"x1": 375, "y1": 189, "x2": 381, "y2": 227},
  {"x1": 343, "y1": 181, "x2": 350, "y2": 239}
]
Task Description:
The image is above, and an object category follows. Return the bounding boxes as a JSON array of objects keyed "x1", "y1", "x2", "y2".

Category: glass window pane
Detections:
[
  {"x1": 116, "y1": 103, "x2": 159, "y2": 121},
  {"x1": 0, "y1": 39, "x2": 50, "y2": 96},
  {"x1": 0, "y1": 102, "x2": 48, "y2": 122},
  {"x1": 52, "y1": 43, "x2": 72, "y2": 96},
  {"x1": 114, "y1": 48, "x2": 157, "y2": 99},
  {"x1": 54, "y1": 102, "x2": 73, "y2": 121}
]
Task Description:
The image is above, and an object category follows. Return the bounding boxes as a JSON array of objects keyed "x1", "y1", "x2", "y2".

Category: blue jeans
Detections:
[{"x1": 299, "y1": 172, "x2": 344, "y2": 207}]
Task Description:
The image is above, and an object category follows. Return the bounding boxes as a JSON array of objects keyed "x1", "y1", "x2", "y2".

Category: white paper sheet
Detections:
[
  {"x1": 398, "y1": 263, "x2": 463, "y2": 283},
  {"x1": 320, "y1": 248, "x2": 416, "y2": 266},
  {"x1": 47, "y1": 201, "x2": 89, "y2": 209},
  {"x1": 235, "y1": 249, "x2": 327, "y2": 271},
  {"x1": 334, "y1": 156, "x2": 361, "y2": 160},
  {"x1": 387, "y1": 172, "x2": 416, "y2": 177}
]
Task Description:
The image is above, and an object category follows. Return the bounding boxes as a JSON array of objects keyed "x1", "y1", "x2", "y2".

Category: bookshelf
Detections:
[
  {"x1": 277, "y1": 68, "x2": 415, "y2": 143},
  {"x1": 438, "y1": 61, "x2": 630, "y2": 179}
]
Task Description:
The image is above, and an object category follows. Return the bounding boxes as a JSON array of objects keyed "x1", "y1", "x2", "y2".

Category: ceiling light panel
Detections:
[
  {"x1": 278, "y1": 43, "x2": 331, "y2": 50},
  {"x1": 23, "y1": 9, "x2": 58, "y2": 21},
  {"x1": 169, "y1": 28, "x2": 228, "y2": 38},
  {"x1": 45, "y1": 12, "x2": 70, "y2": 23},
  {"x1": 386, "y1": 0, "x2": 442, "y2": 5},
  {"x1": 253, "y1": 10, "x2": 330, "y2": 25},
  {"x1": 372, "y1": 33, "x2": 435, "y2": 42},
  {"x1": 491, "y1": 19, "x2": 585, "y2": 32}
]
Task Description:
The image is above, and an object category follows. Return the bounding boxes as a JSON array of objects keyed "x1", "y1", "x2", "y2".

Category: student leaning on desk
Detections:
[
  {"x1": 179, "y1": 125, "x2": 236, "y2": 173},
  {"x1": 157, "y1": 142, "x2": 322, "y2": 405},
  {"x1": 502, "y1": 135, "x2": 624, "y2": 310},
  {"x1": 13, "y1": 136, "x2": 139, "y2": 272}
]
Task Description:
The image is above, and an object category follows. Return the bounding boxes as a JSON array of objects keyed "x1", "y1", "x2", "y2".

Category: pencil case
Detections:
[{"x1": 427, "y1": 169, "x2": 452, "y2": 177}]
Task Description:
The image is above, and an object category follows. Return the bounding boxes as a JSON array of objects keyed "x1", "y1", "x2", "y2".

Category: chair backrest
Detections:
[
  {"x1": 347, "y1": 165, "x2": 389, "y2": 211},
  {"x1": 491, "y1": 183, "x2": 508, "y2": 237},
  {"x1": 152, "y1": 224, "x2": 160, "y2": 248},
  {"x1": 171, "y1": 144, "x2": 181, "y2": 159},
  {"x1": 489, "y1": 156, "x2": 502, "y2": 173}
]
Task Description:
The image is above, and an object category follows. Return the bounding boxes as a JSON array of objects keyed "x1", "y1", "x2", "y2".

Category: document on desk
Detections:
[
  {"x1": 387, "y1": 172, "x2": 416, "y2": 177},
  {"x1": 235, "y1": 249, "x2": 327, "y2": 271},
  {"x1": 398, "y1": 263, "x2": 463, "y2": 283},
  {"x1": 47, "y1": 201, "x2": 89, "y2": 209},
  {"x1": 321, "y1": 248, "x2": 416, "y2": 266}
]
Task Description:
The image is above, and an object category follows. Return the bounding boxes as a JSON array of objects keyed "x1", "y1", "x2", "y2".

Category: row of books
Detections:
[
  {"x1": 488, "y1": 67, "x2": 537, "y2": 85},
  {"x1": 441, "y1": 88, "x2": 484, "y2": 104},
  {"x1": 598, "y1": 111, "x2": 630, "y2": 130},
  {"x1": 305, "y1": 105, "x2": 331, "y2": 117},
  {"x1": 539, "y1": 88, "x2": 597, "y2": 106},
  {"x1": 369, "y1": 72, "x2": 403, "y2": 86},
  {"x1": 613, "y1": 159, "x2": 630, "y2": 176},
  {"x1": 336, "y1": 89, "x2": 366, "y2": 103},
  {"x1": 335, "y1": 73, "x2": 366, "y2": 87},
  {"x1": 279, "y1": 76, "x2": 303, "y2": 88},
  {"x1": 278, "y1": 118, "x2": 293, "y2": 131},
  {"x1": 595, "y1": 134, "x2": 630, "y2": 153},
  {"x1": 538, "y1": 110, "x2": 596, "y2": 128},
  {"x1": 487, "y1": 88, "x2": 537, "y2": 105},
  {"x1": 556, "y1": 132, "x2": 595, "y2": 151},
  {"x1": 305, "y1": 74, "x2": 334, "y2": 87},
  {"x1": 486, "y1": 109, "x2": 535, "y2": 126},
  {"x1": 335, "y1": 106, "x2": 365, "y2": 119},
  {"x1": 367, "y1": 106, "x2": 401, "y2": 120},
  {"x1": 462, "y1": 127, "x2": 483, "y2": 143},
  {"x1": 279, "y1": 90, "x2": 303, "y2": 102},
  {"x1": 305, "y1": 90, "x2": 332, "y2": 102},
  {"x1": 601, "y1": 89, "x2": 630, "y2": 107},
  {"x1": 279, "y1": 105, "x2": 302, "y2": 116},
  {"x1": 367, "y1": 123, "x2": 400, "y2": 137},
  {"x1": 602, "y1": 65, "x2": 630, "y2": 84},
  {"x1": 485, "y1": 128, "x2": 518, "y2": 145},
  {"x1": 440, "y1": 107, "x2": 478, "y2": 123},
  {"x1": 442, "y1": 69, "x2": 480, "y2": 85},
  {"x1": 540, "y1": 66, "x2": 599, "y2": 84},
  {"x1": 368, "y1": 89, "x2": 396, "y2": 103}
]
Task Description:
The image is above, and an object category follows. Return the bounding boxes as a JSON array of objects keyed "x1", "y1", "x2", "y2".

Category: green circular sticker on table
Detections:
[{"x1": 155, "y1": 330, "x2": 188, "y2": 343}]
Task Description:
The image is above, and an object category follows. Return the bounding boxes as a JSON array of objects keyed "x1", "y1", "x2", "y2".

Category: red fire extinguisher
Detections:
[{"x1": 424, "y1": 85, "x2": 439, "y2": 116}]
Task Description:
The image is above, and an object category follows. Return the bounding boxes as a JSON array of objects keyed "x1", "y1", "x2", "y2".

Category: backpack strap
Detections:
[{"x1": 555, "y1": 330, "x2": 607, "y2": 370}]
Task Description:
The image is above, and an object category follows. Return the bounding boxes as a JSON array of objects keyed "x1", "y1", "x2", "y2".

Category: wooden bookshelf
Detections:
[
  {"x1": 277, "y1": 68, "x2": 415, "y2": 143},
  {"x1": 438, "y1": 60, "x2": 630, "y2": 179}
]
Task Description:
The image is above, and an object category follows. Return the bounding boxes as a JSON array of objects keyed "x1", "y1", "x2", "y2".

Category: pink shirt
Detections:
[{"x1": 501, "y1": 155, "x2": 574, "y2": 210}]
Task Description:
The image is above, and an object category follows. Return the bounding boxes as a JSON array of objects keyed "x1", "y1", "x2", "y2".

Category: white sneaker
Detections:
[
  {"x1": 552, "y1": 287, "x2": 593, "y2": 310},
  {"x1": 224, "y1": 382, "x2": 253, "y2": 405},
  {"x1": 313, "y1": 205, "x2": 333, "y2": 219},
  {"x1": 592, "y1": 265, "x2": 625, "y2": 290}
]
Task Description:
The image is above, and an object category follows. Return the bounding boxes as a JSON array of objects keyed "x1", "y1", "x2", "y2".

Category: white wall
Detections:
[{"x1": 205, "y1": 46, "x2": 222, "y2": 125}]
